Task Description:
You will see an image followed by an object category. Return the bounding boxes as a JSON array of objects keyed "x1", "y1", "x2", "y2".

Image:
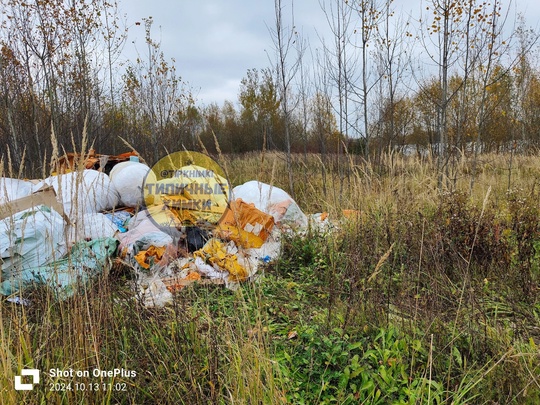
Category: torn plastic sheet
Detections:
[
  {"x1": 0, "y1": 206, "x2": 67, "y2": 277},
  {"x1": 67, "y1": 212, "x2": 119, "y2": 241},
  {"x1": 193, "y1": 238, "x2": 249, "y2": 282},
  {"x1": 134, "y1": 245, "x2": 167, "y2": 269},
  {"x1": 136, "y1": 273, "x2": 173, "y2": 308},
  {"x1": 1, "y1": 237, "x2": 118, "y2": 300},
  {"x1": 117, "y1": 210, "x2": 178, "y2": 273},
  {"x1": 104, "y1": 210, "x2": 132, "y2": 232}
]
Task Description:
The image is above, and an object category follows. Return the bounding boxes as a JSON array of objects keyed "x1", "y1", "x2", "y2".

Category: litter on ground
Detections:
[{"x1": 0, "y1": 151, "x2": 344, "y2": 307}]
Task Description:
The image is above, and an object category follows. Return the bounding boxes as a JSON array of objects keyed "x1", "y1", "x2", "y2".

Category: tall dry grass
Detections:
[{"x1": 0, "y1": 148, "x2": 539, "y2": 403}]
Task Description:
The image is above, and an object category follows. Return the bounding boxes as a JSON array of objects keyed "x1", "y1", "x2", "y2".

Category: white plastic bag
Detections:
[
  {"x1": 34, "y1": 170, "x2": 120, "y2": 220},
  {"x1": 109, "y1": 161, "x2": 150, "y2": 207}
]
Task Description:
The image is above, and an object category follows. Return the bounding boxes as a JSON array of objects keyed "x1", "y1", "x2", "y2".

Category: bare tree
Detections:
[
  {"x1": 373, "y1": 0, "x2": 412, "y2": 161},
  {"x1": 270, "y1": 0, "x2": 304, "y2": 197},
  {"x1": 419, "y1": 0, "x2": 461, "y2": 188},
  {"x1": 1, "y1": 0, "x2": 127, "y2": 170},
  {"x1": 123, "y1": 17, "x2": 193, "y2": 163},
  {"x1": 96, "y1": 0, "x2": 128, "y2": 152},
  {"x1": 348, "y1": 0, "x2": 384, "y2": 160},
  {"x1": 318, "y1": 0, "x2": 352, "y2": 202}
]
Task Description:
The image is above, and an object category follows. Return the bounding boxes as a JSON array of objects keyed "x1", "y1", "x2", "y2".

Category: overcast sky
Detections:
[{"x1": 122, "y1": 0, "x2": 540, "y2": 107}]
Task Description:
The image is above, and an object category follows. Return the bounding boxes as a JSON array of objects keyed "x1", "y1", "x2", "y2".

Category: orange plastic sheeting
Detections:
[
  {"x1": 53, "y1": 153, "x2": 99, "y2": 173},
  {"x1": 52, "y1": 150, "x2": 138, "y2": 174},
  {"x1": 216, "y1": 199, "x2": 275, "y2": 249},
  {"x1": 163, "y1": 271, "x2": 202, "y2": 293},
  {"x1": 134, "y1": 245, "x2": 167, "y2": 269},
  {"x1": 193, "y1": 239, "x2": 248, "y2": 281}
]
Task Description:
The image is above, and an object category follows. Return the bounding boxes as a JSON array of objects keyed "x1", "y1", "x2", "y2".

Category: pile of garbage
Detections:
[{"x1": 0, "y1": 152, "x2": 317, "y2": 307}]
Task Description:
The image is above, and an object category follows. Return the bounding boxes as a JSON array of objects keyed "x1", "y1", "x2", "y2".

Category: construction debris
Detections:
[{"x1": 0, "y1": 151, "x2": 341, "y2": 307}]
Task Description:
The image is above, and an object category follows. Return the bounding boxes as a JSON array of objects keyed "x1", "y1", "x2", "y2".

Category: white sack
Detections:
[
  {"x1": 0, "y1": 178, "x2": 33, "y2": 204},
  {"x1": 109, "y1": 161, "x2": 150, "y2": 208},
  {"x1": 232, "y1": 181, "x2": 308, "y2": 228},
  {"x1": 34, "y1": 170, "x2": 120, "y2": 220},
  {"x1": 0, "y1": 206, "x2": 67, "y2": 277}
]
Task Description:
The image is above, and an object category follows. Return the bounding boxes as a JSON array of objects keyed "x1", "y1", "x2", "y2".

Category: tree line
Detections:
[{"x1": 1, "y1": 0, "x2": 539, "y2": 178}]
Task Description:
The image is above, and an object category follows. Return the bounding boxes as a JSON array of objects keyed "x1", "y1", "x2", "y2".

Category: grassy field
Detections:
[{"x1": 1, "y1": 151, "x2": 540, "y2": 404}]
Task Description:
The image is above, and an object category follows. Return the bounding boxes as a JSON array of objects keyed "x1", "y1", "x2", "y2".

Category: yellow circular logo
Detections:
[{"x1": 143, "y1": 151, "x2": 230, "y2": 227}]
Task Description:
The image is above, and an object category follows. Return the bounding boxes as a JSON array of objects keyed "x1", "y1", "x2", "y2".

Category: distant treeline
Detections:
[{"x1": 1, "y1": 0, "x2": 540, "y2": 177}]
